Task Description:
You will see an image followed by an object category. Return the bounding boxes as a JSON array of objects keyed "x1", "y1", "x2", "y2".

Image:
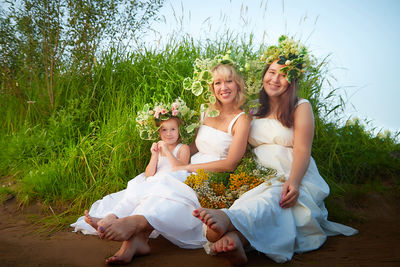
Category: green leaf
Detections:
[
  {"x1": 202, "y1": 90, "x2": 212, "y2": 101},
  {"x1": 201, "y1": 70, "x2": 213, "y2": 84},
  {"x1": 208, "y1": 109, "x2": 220, "y2": 117},
  {"x1": 277, "y1": 56, "x2": 286, "y2": 65},
  {"x1": 200, "y1": 103, "x2": 210, "y2": 113},
  {"x1": 209, "y1": 95, "x2": 216, "y2": 104},
  {"x1": 191, "y1": 81, "x2": 203, "y2": 96},
  {"x1": 183, "y1": 77, "x2": 193, "y2": 90},
  {"x1": 185, "y1": 123, "x2": 198, "y2": 133}
]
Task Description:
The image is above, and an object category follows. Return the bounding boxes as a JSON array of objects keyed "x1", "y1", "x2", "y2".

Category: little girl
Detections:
[
  {"x1": 145, "y1": 117, "x2": 190, "y2": 178},
  {"x1": 71, "y1": 116, "x2": 191, "y2": 236}
]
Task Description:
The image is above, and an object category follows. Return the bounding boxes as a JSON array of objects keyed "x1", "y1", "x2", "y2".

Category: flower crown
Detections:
[
  {"x1": 260, "y1": 35, "x2": 311, "y2": 83},
  {"x1": 182, "y1": 52, "x2": 263, "y2": 117},
  {"x1": 136, "y1": 97, "x2": 199, "y2": 143}
]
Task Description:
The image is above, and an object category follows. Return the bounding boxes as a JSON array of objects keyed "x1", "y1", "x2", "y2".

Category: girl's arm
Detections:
[
  {"x1": 160, "y1": 142, "x2": 191, "y2": 167},
  {"x1": 280, "y1": 102, "x2": 314, "y2": 208},
  {"x1": 177, "y1": 114, "x2": 251, "y2": 172},
  {"x1": 145, "y1": 143, "x2": 159, "y2": 177}
]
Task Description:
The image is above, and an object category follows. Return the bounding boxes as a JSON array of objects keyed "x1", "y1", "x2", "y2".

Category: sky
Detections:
[{"x1": 143, "y1": 0, "x2": 400, "y2": 134}]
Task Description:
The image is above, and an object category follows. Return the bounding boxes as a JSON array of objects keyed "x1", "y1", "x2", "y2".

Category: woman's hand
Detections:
[
  {"x1": 279, "y1": 179, "x2": 300, "y2": 209},
  {"x1": 173, "y1": 164, "x2": 189, "y2": 172}
]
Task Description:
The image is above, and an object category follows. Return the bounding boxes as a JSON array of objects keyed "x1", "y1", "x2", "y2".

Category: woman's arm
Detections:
[
  {"x1": 145, "y1": 143, "x2": 159, "y2": 177},
  {"x1": 188, "y1": 130, "x2": 199, "y2": 156},
  {"x1": 178, "y1": 114, "x2": 251, "y2": 173},
  {"x1": 280, "y1": 102, "x2": 314, "y2": 208}
]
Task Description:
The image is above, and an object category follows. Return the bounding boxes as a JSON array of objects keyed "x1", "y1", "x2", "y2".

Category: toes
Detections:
[
  {"x1": 106, "y1": 255, "x2": 127, "y2": 265},
  {"x1": 222, "y1": 237, "x2": 230, "y2": 252},
  {"x1": 193, "y1": 208, "x2": 205, "y2": 218},
  {"x1": 192, "y1": 209, "x2": 200, "y2": 217},
  {"x1": 198, "y1": 209, "x2": 207, "y2": 220}
]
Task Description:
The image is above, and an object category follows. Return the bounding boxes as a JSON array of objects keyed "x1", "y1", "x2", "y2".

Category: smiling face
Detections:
[
  {"x1": 158, "y1": 118, "x2": 180, "y2": 145},
  {"x1": 211, "y1": 65, "x2": 241, "y2": 107},
  {"x1": 263, "y1": 60, "x2": 290, "y2": 99}
]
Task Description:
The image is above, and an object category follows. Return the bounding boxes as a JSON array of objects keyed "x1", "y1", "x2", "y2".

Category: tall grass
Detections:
[{"x1": 0, "y1": 35, "x2": 399, "y2": 226}]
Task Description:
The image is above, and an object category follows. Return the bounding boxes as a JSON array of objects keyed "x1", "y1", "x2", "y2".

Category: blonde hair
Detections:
[{"x1": 210, "y1": 64, "x2": 246, "y2": 110}]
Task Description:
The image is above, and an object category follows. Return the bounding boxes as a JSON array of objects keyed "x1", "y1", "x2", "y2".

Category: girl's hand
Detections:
[
  {"x1": 279, "y1": 180, "x2": 300, "y2": 209},
  {"x1": 157, "y1": 141, "x2": 168, "y2": 153},
  {"x1": 150, "y1": 143, "x2": 159, "y2": 155}
]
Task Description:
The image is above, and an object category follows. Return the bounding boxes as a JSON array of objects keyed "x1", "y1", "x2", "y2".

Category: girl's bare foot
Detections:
[
  {"x1": 192, "y1": 208, "x2": 234, "y2": 242},
  {"x1": 100, "y1": 215, "x2": 153, "y2": 241},
  {"x1": 105, "y1": 231, "x2": 151, "y2": 265},
  {"x1": 212, "y1": 231, "x2": 248, "y2": 266},
  {"x1": 84, "y1": 210, "x2": 101, "y2": 230}
]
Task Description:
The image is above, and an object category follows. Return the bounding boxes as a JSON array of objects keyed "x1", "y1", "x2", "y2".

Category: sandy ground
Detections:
[{"x1": 1, "y1": 190, "x2": 400, "y2": 267}]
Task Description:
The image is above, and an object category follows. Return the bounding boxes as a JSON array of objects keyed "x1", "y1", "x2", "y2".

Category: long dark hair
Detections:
[{"x1": 254, "y1": 64, "x2": 299, "y2": 128}]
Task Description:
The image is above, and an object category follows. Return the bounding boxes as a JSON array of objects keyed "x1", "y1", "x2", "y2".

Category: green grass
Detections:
[{"x1": 0, "y1": 35, "x2": 399, "y2": 227}]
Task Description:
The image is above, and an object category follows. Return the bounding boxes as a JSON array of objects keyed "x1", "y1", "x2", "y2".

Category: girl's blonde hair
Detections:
[{"x1": 210, "y1": 64, "x2": 246, "y2": 110}]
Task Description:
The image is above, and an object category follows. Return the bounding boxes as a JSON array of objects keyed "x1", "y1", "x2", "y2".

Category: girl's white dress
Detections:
[
  {"x1": 221, "y1": 100, "x2": 358, "y2": 263},
  {"x1": 71, "y1": 112, "x2": 245, "y2": 249}
]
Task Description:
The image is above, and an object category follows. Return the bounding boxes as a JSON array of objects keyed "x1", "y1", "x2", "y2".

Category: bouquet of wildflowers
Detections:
[{"x1": 185, "y1": 151, "x2": 279, "y2": 208}]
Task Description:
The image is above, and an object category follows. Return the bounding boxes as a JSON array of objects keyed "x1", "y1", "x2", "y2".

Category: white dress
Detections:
[
  {"x1": 71, "y1": 112, "x2": 245, "y2": 249},
  {"x1": 221, "y1": 100, "x2": 358, "y2": 263}
]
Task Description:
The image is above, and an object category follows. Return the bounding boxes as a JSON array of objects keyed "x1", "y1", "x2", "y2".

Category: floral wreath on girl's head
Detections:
[
  {"x1": 183, "y1": 51, "x2": 264, "y2": 117},
  {"x1": 260, "y1": 35, "x2": 312, "y2": 83},
  {"x1": 136, "y1": 97, "x2": 199, "y2": 144}
]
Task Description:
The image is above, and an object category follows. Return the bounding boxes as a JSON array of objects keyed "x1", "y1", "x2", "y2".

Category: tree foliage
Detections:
[{"x1": 0, "y1": 0, "x2": 164, "y2": 109}]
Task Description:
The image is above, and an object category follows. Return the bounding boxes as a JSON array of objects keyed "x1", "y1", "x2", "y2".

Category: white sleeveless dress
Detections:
[
  {"x1": 71, "y1": 112, "x2": 245, "y2": 249},
  {"x1": 221, "y1": 100, "x2": 358, "y2": 263}
]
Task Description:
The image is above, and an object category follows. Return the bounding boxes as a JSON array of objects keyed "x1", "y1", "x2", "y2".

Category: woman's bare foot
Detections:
[
  {"x1": 192, "y1": 208, "x2": 234, "y2": 242},
  {"x1": 84, "y1": 210, "x2": 101, "y2": 230},
  {"x1": 212, "y1": 231, "x2": 248, "y2": 266},
  {"x1": 105, "y1": 231, "x2": 151, "y2": 265},
  {"x1": 100, "y1": 215, "x2": 153, "y2": 242},
  {"x1": 97, "y1": 213, "x2": 118, "y2": 234}
]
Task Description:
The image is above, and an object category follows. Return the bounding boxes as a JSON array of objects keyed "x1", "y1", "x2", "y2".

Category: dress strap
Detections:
[
  {"x1": 172, "y1": 143, "x2": 183, "y2": 157},
  {"x1": 227, "y1": 112, "x2": 245, "y2": 135},
  {"x1": 296, "y1": 98, "x2": 309, "y2": 107}
]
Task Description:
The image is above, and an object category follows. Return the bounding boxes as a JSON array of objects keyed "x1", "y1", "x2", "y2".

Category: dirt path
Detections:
[{"x1": 1, "y1": 191, "x2": 400, "y2": 267}]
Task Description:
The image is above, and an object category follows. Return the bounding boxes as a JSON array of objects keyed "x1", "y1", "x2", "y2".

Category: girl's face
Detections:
[
  {"x1": 263, "y1": 60, "x2": 290, "y2": 98},
  {"x1": 159, "y1": 118, "x2": 180, "y2": 145},
  {"x1": 212, "y1": 72, "x2": 239, "y2": 106}
]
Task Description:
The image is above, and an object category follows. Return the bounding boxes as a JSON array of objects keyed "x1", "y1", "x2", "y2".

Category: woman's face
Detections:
[
  {"x1": 159, "y1": 118, "x2": 179, "y2": 145},
  {"x1": 263, "y1": 60, "x2": 290, "y2": 98},
  {"x1": 212, "y1": 72, "x2": 239, "y2": 106}
]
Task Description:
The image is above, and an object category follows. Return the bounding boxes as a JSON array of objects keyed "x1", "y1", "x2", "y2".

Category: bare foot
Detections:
[
  {"x1": 101, "y1": 215, "x2": 153, "y2": 241},
  {"x1": 105, "y1": 232, "x2": 151, "y2": 265},
  {"x1": 97, "y1": 213, "x2": 118, "y2": 235},
  {"x1": 84, "y1": 210, "x2": 101, "y2": 230},
  {"x1": 192, "y1": 208, "x2": 234, "y2": 242},
  {"x1": 212, "y1": 231, "x2": 248, "y2": 266}
]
